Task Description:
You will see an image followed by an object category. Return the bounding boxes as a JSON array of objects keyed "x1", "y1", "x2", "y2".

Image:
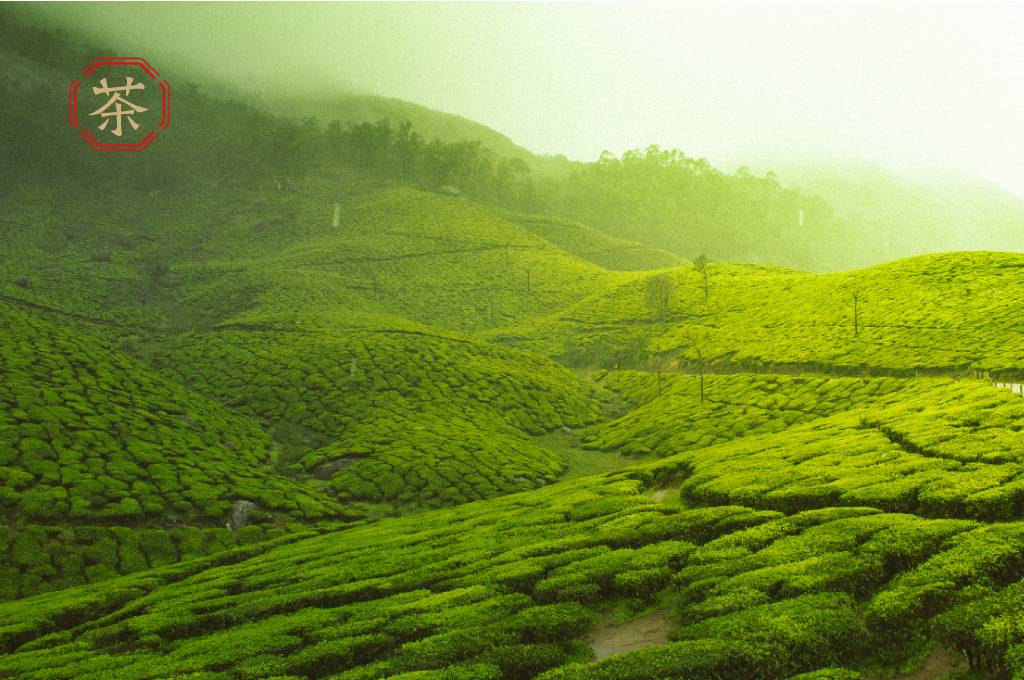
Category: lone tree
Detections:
[
  {"x1": 849, "y1": 286, "x2": 862, "y2": 337},
  {"x1": 693, "y1": 254, "x2": 710, "y2": 300},
  {"x1": 645, "y1": 273, "x2": 676, "y2": 323},
  {"x1": 681, "y1": 330, "x2": 710, "y2": 404}
]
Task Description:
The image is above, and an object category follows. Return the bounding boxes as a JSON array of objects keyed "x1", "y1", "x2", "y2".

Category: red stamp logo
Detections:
[{"x1": 68, "y1": 57, "x2": 170, "y2": 152}]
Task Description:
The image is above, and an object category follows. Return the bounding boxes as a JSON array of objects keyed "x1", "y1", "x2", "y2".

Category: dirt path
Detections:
[
  {"x1": 900, "y1": 646, "x2": 964, "y2": 680},
  {"x1": 647, "y1": 487, "x2": 675, "y2": 501},
  {"x1": 587, "y1": 611, "x2": 673, "y2": 660},
  {"x1": 868, "y1": 645, "x2": 965, "y2": 680}
]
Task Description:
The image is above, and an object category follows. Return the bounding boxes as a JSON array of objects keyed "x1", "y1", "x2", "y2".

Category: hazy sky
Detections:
[{"x1": 32, "y1": 2, "x2": 1024, "y2": 196}]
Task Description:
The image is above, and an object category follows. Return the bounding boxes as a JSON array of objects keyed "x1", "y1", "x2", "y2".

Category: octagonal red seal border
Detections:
[{"x1": 69, "y1": 57, "x2": 170, "y2": 152}]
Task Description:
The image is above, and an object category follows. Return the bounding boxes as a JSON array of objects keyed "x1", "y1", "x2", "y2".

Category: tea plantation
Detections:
[
  {"x1": 674, "y1": 379, "x2": 1024, "y2": 520},
  {"x1": 11, "y1": 8, "x2": 1024, "y2": 675},
  {"x1": 9, "y1": 172, "x2": 1024, "y2": 677},
  {"x1": 5, "y1": 460, "x2": 1024, "y2": 679},
  {"x1": 148, "y1": 326, "x2": 600, "y2": 507},
  {"x1": 0, "y1": 301, "x2": 348, "y2": 524},
  {"x1": 1, "y1": 182, "x2": 622, "y2": 335},
  {"x1": 492, "y1": 252, "x2": 1024, "y2": 376},
  {"x1": 0, "y1": 299, "x2": 355, "y2": 601},
  {"x1": 581, "y1": 371, "x2": 917, "y2": 457},
  {"x1": 501, "y1": 212, "x2": 684, "y2": 272}
]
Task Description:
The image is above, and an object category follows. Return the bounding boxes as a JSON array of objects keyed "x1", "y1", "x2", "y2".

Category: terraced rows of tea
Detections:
[
  {"x1": 675, "y1": 379, "x2": 1024, "y2": 520},
  {"x1": 9, "y1": 175, "x2": 1024, "y2": 676},
  {"x1": 491, "y1": 251, "x2": 1024, "y2": 375},
  {"x1": 501, "y1": 212, "x2": 683, "y2": 272},
  {"x1": 581, "y1": 371, "x2": 915, "y2": 457},
  {"x1": 0, "y1": 181, "x2": 622, "y2": 602},
  {"x1": 1, "y1": 182, "x2": 623, "y2": 335},
  {"x1": 0, "y1": 300, "x2": 353, "y2": 601},
  {"x1": 6, "y1": 458, "x2": 1024, "y2": 679},
  {"x1": 148, "y1": 326, "x2": 599, "y2": 508}
]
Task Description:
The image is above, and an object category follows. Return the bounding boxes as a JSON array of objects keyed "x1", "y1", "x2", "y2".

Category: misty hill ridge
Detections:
[
  {"x1": 266, "y1": 93, "x2": 560, "y2": 169},
  {"x1": 8, "y1": 4, "x2": 1024, "y2": 273},
  {"x1": 769, "y1": 161, "x2": 1024, "y2": 267}
]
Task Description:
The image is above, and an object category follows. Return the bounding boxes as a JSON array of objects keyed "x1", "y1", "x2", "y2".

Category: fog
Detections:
[{"x1": 29, "y1": 2, "x2": 1024, "y2": 197}]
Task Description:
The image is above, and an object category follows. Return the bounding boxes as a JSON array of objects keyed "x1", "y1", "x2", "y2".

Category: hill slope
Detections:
[
  {"x1": 0, "y1": 299, "x2": 354, "y2": 601},
  {"x1": 491, "y1": 251, "x2": 1024, "y2": 376},
  {"x1": 503, "y1": 213, "x2": 684, "y2": 272},
  {"x1": 0, "y1": 301, "x2": 345, "y2": 525},
  {"x1": 150, "y1": 324, "x2": 599, "y2": 508},
  {"x1": 6, "y1": 406, "x2": 1024, "y2": 678}
]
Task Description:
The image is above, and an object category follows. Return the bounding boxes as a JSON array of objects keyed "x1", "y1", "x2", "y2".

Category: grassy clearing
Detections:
[{"x1": 532, "y1": 431, "x2": 631, "y2": 481}]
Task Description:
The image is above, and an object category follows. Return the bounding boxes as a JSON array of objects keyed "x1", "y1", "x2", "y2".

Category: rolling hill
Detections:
[
  {"x1": 5, "y1": 407, "x2": 1024, "y2": 678},
  {"x1": 0, "y1": 298, "x2": 354, "y2": 602},
  {"x1": 8, "y1": 195, "x2": 1024, "y2": 675},
  {"x1": 490, "y1": 251, "x2": 1024, "y2": 377}
]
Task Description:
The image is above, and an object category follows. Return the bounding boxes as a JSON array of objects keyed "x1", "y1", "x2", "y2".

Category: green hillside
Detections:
[
  {"x1": 0, "y1": 301, "x2": 347, "y2": 524},
  {"x1": 5, "y1": 444, "x2": 1024, "y2": 679},
  {"x1": 0, "y1": 300, "x2": 354, "y2": 601},
  {"x1": 1, "y1": 181, "x2": 620, "y2": 334},
  {"x1": 11, "y1": 206, "x2": 1024, "y2": 675},
  {"x1": 1, "y1": 180, "x2": 618, "y2": 513},
  {"x1": 0, "y1": 177, "x2": 627, "y2": 600},
  {"x1": 503, "y1": 213, "x2": 684, "y2": 272},
  {"x1": 492, "y1": 251, "x2": 1024, "y2": 376},
  {"x1": 150, "y1": 327, "x2": 599, "y2": 508},
  {"x1": 581, "y1": 372, "x2": 918, "y2": 457}
]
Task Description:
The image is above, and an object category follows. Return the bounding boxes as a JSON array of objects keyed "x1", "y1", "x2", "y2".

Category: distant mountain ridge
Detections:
[{"x1": 767, "y1": 161, "x2": 1024, "y2": 267}]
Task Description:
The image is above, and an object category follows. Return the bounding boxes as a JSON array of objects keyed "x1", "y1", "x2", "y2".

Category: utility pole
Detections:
[
  {"x1": 851, "y1": 288, "x2": 861, "y2": 337},
  {"x1": 697, "y1": 346, "x2": 705, "y2": 404}
]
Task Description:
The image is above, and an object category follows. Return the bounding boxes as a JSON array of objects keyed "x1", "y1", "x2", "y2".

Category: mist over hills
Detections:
[
  {"x1": 766, "y1": 161, "x2": 1024, "y2": 267},
  {"x1": 7, "y1": 4, "x2": 1024, "y2": 271}
]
